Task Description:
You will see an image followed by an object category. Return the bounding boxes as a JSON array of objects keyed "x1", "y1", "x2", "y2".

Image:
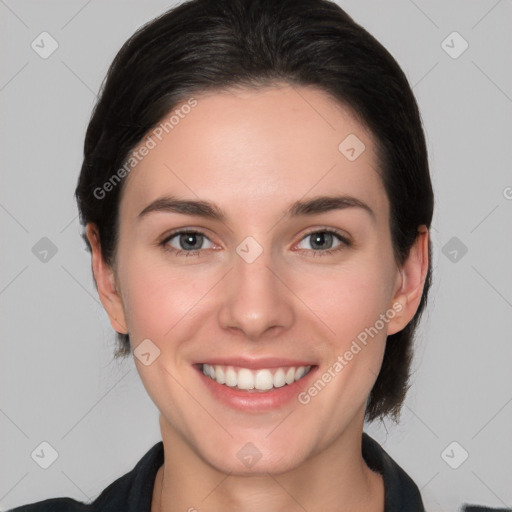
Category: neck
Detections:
[{"x1": 152, "y1": 412, "x2": 385, "y2": 512}]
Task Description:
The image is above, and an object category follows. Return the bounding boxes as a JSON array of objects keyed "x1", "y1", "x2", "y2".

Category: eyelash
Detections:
[{"x1": 159, "y1": 228, "x2": 352, "y2": 259}]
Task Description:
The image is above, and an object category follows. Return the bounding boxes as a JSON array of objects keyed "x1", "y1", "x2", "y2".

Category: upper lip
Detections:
[{"x1": 196, "y1": 357, "x2": 317, "y2": 370}]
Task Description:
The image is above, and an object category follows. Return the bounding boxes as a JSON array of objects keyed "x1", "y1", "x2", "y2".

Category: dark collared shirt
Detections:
[{"x1": 7, "y1": 433, "x2": 505, "y2": 512}]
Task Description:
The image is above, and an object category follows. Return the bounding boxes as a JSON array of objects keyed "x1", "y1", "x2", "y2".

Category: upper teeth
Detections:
[{"x1": 202, "y1": 364, "x2": 312, "y2": 391}]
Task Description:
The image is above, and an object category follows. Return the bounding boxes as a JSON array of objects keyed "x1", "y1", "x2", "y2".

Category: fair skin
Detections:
[{"x1": 87, "y1": 84, "x2": 429, "y2": 512}]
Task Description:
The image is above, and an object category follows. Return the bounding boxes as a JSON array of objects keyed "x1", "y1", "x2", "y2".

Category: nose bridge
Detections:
[{"x1": 217, "y1": 242, "x2": 294, "y2": 339}]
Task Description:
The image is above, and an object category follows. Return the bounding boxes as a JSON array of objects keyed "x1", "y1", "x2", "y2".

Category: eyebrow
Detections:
[{"x1": 138, "y1": 194, "x2": 375, "y2": 223}]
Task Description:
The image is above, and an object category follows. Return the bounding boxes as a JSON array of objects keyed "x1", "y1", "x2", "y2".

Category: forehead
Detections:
[{"x1": 120, "y1": 84, "x2": 388, "y2": 223}]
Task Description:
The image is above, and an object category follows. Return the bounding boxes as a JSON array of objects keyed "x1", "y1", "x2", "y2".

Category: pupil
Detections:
[
  {"x1": 181, "y1": 233, "x2": 202, "y2": 250},
  {"x1": 311, "y1": 232, "x2": 332, "y2": 250}
]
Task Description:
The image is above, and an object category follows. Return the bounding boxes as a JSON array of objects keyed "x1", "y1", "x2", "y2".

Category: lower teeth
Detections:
[{"x1": 231, "y1": 386, "x2": 278, "y2": 392}]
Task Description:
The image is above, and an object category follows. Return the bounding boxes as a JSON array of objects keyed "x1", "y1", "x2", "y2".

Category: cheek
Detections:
[
  {"x1": 296, "y1": 259, "x2": 395, "y2": 343},
  {"x1": 119, "y1": 253, "x2": 217, "y2": 341}
]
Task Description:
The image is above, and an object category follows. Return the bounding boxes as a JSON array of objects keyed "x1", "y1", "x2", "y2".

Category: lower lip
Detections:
[{"x1": 195, "y1": 365, "x2": 318, "y2": 412}]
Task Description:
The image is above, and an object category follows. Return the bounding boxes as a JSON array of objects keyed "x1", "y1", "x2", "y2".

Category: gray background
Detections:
[{"x1": 1, "y1": 1, "x2": 511, "y2": 511}]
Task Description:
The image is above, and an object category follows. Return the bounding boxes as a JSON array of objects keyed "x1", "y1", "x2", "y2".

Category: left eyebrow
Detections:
[
  {"x1": 287, "y1": 195, "x2": 375, "y2": 223},
  {"x1": 137, "y1": 194, "x2": 375, "y2": 223}
]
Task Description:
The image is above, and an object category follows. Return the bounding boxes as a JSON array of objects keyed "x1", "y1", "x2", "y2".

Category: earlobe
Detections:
[
  {"x1": 85, "y1": 223, "x2": 128, "y2": 334},
  {"x1": 386, "y1": 226, "x2": 429, "y2": 336}
]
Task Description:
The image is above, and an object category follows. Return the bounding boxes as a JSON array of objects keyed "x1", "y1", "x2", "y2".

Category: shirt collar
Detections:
[
  {"x1": 94, "y1": 432, "x2": 424, "y2": 512},
  {"x1": 362, "y1": 432, "x2": 425, "y2": 511}
]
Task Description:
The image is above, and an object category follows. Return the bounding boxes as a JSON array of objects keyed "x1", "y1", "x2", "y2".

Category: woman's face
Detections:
[{"x1": 93, "y1": 84, "x2": 420, "y2": 474}]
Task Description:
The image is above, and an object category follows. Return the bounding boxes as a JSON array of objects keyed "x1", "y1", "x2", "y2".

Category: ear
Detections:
[
  {"x1": 386, "y1": 226, "x2": 429, "y2": 336},
  {"x1": 86, "y1": 223, "x2": 128, "y2": 334}
]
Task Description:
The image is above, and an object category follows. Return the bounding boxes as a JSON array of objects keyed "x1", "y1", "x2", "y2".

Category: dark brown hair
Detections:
[{"x1": 75, "y1": 0, "x2": 434, "y2": 423}]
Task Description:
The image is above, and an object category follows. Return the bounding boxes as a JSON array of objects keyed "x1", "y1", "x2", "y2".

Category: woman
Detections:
[{"x1": 8, "y1": 0, "x2": 504, "y2": 511}]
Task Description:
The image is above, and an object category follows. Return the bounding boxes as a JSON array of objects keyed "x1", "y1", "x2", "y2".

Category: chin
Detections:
[{"x1": 196, "y1": 435, "x2": 313, "y2": 476}]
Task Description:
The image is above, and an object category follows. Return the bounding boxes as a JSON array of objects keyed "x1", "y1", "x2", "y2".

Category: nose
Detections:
[{"x1": 217, "y1": 249, "x2": 295, "y2": 341}]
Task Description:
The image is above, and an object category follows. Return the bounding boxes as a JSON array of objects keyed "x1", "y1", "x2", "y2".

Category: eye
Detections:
[
  {"x1": 296, "y1": 229, "x2": 351, "y2": 257},
  {"x1": 161, "y1": 230, "x2": 214, "y2": 256}
]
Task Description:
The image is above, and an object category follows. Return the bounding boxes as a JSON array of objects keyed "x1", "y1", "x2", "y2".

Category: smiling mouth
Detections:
[{"x1": 199, "y1": 363, "x2": 314, "y2": 392}]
